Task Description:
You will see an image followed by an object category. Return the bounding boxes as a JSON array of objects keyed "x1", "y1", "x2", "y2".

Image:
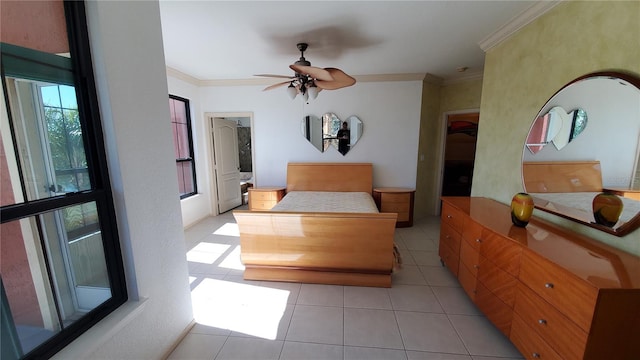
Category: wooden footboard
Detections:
[{"x1": 233, "y1": 210, "x2": 398, "y2": 287}]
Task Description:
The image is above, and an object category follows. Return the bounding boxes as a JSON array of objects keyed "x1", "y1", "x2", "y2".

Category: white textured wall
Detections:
[
  {"x1": 53, "y1": 1, "x2": 193, "y2": 358},
  {"x1": 196, "y1": 81, "x2": 422, "y2": 191},
  {"x1": 167, "y1": 76, "x2": 212, "y2": 227}
]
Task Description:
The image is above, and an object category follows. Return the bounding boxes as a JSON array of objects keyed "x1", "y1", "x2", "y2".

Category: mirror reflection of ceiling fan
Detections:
[{"x1": 255, "y1": 43, "x2": 356, "y2": 101}]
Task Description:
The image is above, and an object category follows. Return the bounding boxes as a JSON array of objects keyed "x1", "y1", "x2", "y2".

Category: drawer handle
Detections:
[
  {"x1": 473, "y1": 264, "x2": 479, "y2": 269},
  {"x1": 538, "y1": 319, "x2": 547, "y2": 325},
  {"x1": 532, "y1": 353, "x2": 540, "y2": 359},
  {"x1": 475, "y1": 239, "x2": 482, "y2": 243},
  {"x1": 447, "y1": 215, "x2": 452, "y2": 219},
  {"x1": 544, "y1": 283, "x2": 554, "y2": 289},
  {"x1": 446, "y1": 235, "x2": 451, "y2": 239}
]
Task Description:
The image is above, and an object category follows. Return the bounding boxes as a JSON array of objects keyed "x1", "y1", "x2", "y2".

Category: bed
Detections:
[
  {"x1": 522, "y1": 161, "x2": 640, "y2": 234},
  {"x1": 232, "y1": 163, "x2": 398, "y2": 287}
]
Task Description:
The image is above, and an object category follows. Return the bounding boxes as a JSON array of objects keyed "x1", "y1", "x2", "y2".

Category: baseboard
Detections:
[{"x1": 161, "y1": 319, "x2": 196, "y2": 360}]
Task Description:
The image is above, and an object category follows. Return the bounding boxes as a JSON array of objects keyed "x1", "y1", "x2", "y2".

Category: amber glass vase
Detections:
[
  {"x1": 592, "y1": 192, "x2": 623, "y2": 227},
  {"x1": 511, "y1": 193, "x2": 534, "y2": 227}
]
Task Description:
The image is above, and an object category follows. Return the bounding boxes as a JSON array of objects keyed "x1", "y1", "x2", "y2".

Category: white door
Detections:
[{"x1": 212, "y1": 117, "x2": 242, "y2": 213}]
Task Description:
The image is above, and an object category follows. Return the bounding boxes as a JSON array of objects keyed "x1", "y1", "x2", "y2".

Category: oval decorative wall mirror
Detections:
[
  {"x1": 301, "y1": 113, "x2": 363, "y2": 155},
  {"x1": 521, "y1": 71, "x2": 640, "y2": 236}
]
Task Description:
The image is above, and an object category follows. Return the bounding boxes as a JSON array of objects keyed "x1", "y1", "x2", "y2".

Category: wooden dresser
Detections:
[
  {"x1": 373, "y1": 187, "x2": 415, "y2": 227},
  {"x1": 440, "y1": 197, "x2": 640, "y2": 360},
  {"x1": 248, "y1": 187, "x2": 285, "y2": 210}
]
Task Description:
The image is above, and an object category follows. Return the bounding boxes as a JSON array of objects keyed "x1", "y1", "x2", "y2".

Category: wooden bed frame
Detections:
[{"x1": 233, "y1": 163, "x2": 398, "y2": 287}]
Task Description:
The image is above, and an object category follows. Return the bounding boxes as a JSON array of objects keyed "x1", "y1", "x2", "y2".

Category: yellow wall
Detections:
[{"x1": 473, "y1": 1, "x2": 640, "y2": 255}]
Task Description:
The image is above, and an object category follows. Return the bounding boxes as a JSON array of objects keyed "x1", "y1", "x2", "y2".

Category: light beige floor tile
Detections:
[
  {"x1": 402, "y1": 237, "x2": 437, "y2": 251},
  {"x1": 259, "y1": 281, "x2": 301, "y2": 304},
  {"x1": 400, "y1": 250, "x2": 416, "y2": 265},
  {"x1": 406, "y1": 351, "x2": 472, "y2": 360},
  {"x1": 395, "y1": 312, "x2": 467, "y2": 354},
  {"x1": 344, "y1": 308, "x2": 404, "y2": 349},
  {"x1": 344, "y1": 286, "x2": 392, "y2": 309},
  {"x1": 448, "y1": 315, "x2": 521, "y2": 358},
  {"x1": 286, "y1": 305, "x2": 344, "y2": 345},
  {"x1": 344, "y1": 346, "x2": 407, "y2": 360},
  {"x1": 420, "y1": 266, "x2": 460, "y2": 287},
  {"x1": 229, "y1": 304, "x2": 294, "y2": 340},
  {"x1": 214, "y1": 337, "x2": 283, "y2": 360},
  {"x1": 392, "y1": 265, "x2": 428, "y2": 285},
  {"x1": 280, "y1": 341, "x2": 344, "y2": 360},
  {"x1": 167, "y1": 333, "x2": 226, "y2": 360},
  {"x1": 190, "y1": 323, "x2": 231, "y2": 336},
  {"x1": 431, "y1": 286, "x2": 481, "y2": 315},
  {"x1": 297, "y1": 284, "x2": 344, "y2": 306},
  {"x1": 388, "y1": 285, "x2": 443, "y2": 313},
  {"x1": 410, "y1": 251, "x2": 442, "y2": 266}
]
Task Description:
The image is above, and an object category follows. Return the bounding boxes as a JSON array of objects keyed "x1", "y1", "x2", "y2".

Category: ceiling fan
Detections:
[{"x1": 255, "y1": 43, "x2": 356, "y2": 101}]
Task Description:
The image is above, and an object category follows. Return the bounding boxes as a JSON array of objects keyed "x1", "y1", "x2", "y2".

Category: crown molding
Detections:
[
  {"x1": 355, "y1": 73, "x2": 427, "y2": 82},
  {"x1": 166, "y1": 67, "x2": 201, "y2": 85},
  {"x1": 479, "y1": 0, "x2": 562, "y2": 52},
  {"x1": 443, "y1": 70, "x2": 483, "y2": 86}
]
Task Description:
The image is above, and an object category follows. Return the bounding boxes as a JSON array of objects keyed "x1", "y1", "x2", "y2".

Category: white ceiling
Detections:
[{"x1": 158, "y1": 1, "x2": 549, "y2": 83}]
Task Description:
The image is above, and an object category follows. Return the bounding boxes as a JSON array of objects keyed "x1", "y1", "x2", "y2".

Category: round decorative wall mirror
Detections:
[{"x1": 521, "y1": 72, "x2": 640, "y2": 236}]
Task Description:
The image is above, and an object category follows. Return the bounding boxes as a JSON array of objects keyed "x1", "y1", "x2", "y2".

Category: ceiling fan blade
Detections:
[
  {"x1": 289, "y1": 64, "x2": 334, "y2": 81},
  {"x1": 263, "y1": 81, "x2": 291, "y2": 91},
  {"x1": 315, "y1": 68, "x2": 356, "y2": 90},
  {"x1": 254, "y1": 74, "x2": 295, "y2": 79}
]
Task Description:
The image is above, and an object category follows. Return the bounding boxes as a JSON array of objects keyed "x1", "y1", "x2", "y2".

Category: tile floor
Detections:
[{"x1": 168, "y1": 207, "x2": 523, "y2": 360}]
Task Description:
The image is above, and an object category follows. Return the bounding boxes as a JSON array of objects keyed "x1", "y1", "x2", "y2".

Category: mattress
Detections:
[
  {"x1": 270, "y1": 191, "x2": 379, "y2": 213},
  {"x1": 531, "y1": 192, "x2": 640, "y2": 224}
]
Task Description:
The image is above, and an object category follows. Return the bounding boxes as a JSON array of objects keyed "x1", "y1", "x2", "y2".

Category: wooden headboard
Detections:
[
  {"x1": 522, "y1": 161, "x2": 603, "y2": 193},
  {"x1": 286, "y1": 163, "x2": 373, "y2": 193}
]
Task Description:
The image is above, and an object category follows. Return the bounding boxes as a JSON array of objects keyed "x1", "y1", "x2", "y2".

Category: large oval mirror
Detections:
[
  {"x1": 521, "y1": 72, "x2": 640, "y2": 236},
  {"x1": 301, "y1": 113, "x2": 363, "y2": 155}
]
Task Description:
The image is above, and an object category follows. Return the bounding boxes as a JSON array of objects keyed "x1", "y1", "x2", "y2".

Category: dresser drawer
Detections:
[
  {"x1": 439, "y1": 222, "x2": 462, "y2": 254},
  {"x1": 460, "y1": 239, "x2": 481, "y2": 278},
  {"x1": 476, "y1": 281, "x2": 512, "y2": 336},
  {"x1": 511, "y1": 314, "x2": 562, "y2": 360},
  {"x1": 458, "y1": 262, "x2": 478, "y2": 301},
  {"x1": 478, "y1": 229, "x2": 522, "y2": 277},
  {"x1": 441, "y1": 202, "x2": 463, "y2": 231},
  {"x1": 477, "y1": 256, "x2": 517, "y2": 307},
  {"x1": 438, "y1": 241, "x2": 459, "y2": 276},
  {"x1": 461, "y1": 217, "x2": 483, "y2": 251},
  {"x1": 514, "y1": 282, "x2": 588, "y2": 360},
  {"x1": 519, "y1": 250, "x2": 598, "y2": 332}
]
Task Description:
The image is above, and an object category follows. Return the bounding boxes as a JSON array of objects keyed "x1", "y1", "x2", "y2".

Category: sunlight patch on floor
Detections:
[
  {"x1": 186, "y1": 243, "x2": 231, "y2": 264},
  {"x1": 191, "y1": 278, "x2": 289, "y2": 340},
  {"x1": 213, "y1": 223, "x2": 240, "y2": 237},
  {"x1": 218, "y1": 245, "x2": 245, "y2": 270}
]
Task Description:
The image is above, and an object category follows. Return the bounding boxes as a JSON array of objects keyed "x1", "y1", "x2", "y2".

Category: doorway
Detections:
[
  {"x1": 439, "y1": 111, "x2": 479, "y2": 198},
  {"x1": 208, "y1": 113, "x2": 254, "y2": 214}
]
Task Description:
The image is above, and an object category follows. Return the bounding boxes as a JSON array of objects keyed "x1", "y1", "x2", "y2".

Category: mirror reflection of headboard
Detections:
[
  {"x1": 522, "y1": 161, "x2": 603, "y2": 193},
  {"x1": 521, "y1": 71, "x2": 640, "y2": 237}
]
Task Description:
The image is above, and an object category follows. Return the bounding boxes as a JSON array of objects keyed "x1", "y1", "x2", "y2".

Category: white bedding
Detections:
[
  {"x1": 532, "y1": 192, "x2": 640, "y2": 224},
  {"x1": 270, "y1": 191, "x2": 379, "y2": 213}
]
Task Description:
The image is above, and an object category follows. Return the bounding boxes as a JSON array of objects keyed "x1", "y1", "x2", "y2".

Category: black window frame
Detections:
[
  {"x1": 169, "y1": 94, "x2": 197, "y2": 199},
  {"x1": 0, "y1": 1, "x2": 127, "y2": 359}
]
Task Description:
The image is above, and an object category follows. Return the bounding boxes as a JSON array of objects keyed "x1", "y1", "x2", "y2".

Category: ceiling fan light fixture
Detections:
[
  {"x1": 308, "y1": 83, "x2": 319, "y2": 100},
  {"x1": 286, "y1": 83, "x2": 297, "y2": 99}
]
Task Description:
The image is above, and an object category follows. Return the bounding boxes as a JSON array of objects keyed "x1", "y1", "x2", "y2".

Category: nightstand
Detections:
[
  {"x1": 372, "y1": 187, "x2": 415, "y2": 227},
  {"x1": 248, "y1": 187, "x2": 286, "y2": 210}
]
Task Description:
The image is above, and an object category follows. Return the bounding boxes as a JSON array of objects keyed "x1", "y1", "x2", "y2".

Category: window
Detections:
[
  {"x1": 169, "y1": 95, "x2": 197, "y2": 198},
  {"x1": 0, "y1": 2, "x2": 127, "y2": 359}
]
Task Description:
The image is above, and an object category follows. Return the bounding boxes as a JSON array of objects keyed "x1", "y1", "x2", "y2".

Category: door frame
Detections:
[
  {"x1": 434, "y1": 108, "x2": 480, "y2": 215},
  {"x1": 206, "y1": 112, "x2": 255, "y2": 216}
]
